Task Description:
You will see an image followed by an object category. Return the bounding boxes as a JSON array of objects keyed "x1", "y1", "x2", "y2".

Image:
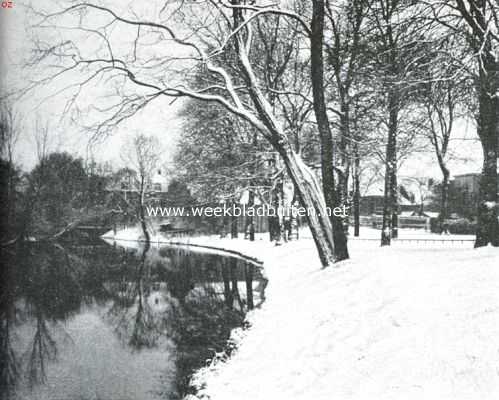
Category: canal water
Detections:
[{"x1": 0, "y1": 240, "x2": 265, "y2": 400}]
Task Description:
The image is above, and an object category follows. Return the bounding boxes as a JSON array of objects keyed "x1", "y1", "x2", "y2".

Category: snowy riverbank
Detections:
[{"x1": 103, "y1": 228, "x2": 499, "y2": 400}]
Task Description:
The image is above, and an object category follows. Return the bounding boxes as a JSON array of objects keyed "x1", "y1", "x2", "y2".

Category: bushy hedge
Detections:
[{"x1": 446, "y1": 218, "x2": 476, "y2": 234}]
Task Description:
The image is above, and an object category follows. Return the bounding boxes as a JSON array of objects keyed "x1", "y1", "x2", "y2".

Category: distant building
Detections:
[
  {"x1": 106, "y1": 168, "x2": 169, "y2": 196},
  {"x1": 360, "y1": 194, "x2": 384, "y2": 215},
  {"x1": 360, "y1": 185, "x2": 419, "y2": 215},
  {"x1": 448, "y1": 172, "x2": 499, "y2": 218},
  {"x1": 150, "y1": 169, "x2": 169, "y2": 193},
  {"x1": 449, "y1": 173, "x2": 479, "y2": 217},
  {"x1": 452, "y1": 173, "x2": 481, "y2": 197}
]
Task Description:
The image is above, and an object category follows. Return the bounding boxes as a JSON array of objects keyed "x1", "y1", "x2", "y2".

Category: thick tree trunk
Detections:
[
  {"x1": 452, "y1": 0, "x2": 499, "y2": 245},
  {"x1": 475, "y1": 62, "x2": 499, "y2": 246},
  {"x1": 310, "y1": 0, "x2": 349, "y2": 261},
  {"x1": 475, "y1": 140, "x2": 499, "y2": 246}
]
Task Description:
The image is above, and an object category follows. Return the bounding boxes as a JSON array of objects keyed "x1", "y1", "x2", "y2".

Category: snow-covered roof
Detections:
[
  {"x1": 362, "y1": 184, "x2": 417, "y2": 206},
  {"x1": 362, "y1": 184, "x2": 384, "y2": 197},
  {"x1": 398, "y1": 196, "x2": 415, "y2": 206},
  {"x1": 422, "y1": 211, "x2": 440, "y2": 218}
]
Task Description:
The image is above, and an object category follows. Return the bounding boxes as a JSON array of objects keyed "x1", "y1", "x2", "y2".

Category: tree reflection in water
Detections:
[
  {"x1": 106, "y1": 242, "x2": 174, "y2": 351},
  {"x1": 1, "y1": 246, "x2": 19, "y2": 398},
  {"x1": 0, "y1": 241, "x2": 265, "y2": 399}
]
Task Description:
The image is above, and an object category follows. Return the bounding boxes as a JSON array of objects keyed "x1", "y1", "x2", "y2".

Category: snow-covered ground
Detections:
[{"x1": 103, "y1": 227, "x2": 499, "y2": 400}]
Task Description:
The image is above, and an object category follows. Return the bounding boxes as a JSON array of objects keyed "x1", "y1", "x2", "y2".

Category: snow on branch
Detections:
[{"x1": 26, "y1": 1, "x2": 283, "y2": 140}]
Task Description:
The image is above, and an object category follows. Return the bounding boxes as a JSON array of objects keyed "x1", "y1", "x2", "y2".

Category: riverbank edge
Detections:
[
  {"x1": 101, "y1": 234, "x2": 265, "y2": 267},
  {"x1": 101, "y1": 229, "x2": 273, "y2": 400}
]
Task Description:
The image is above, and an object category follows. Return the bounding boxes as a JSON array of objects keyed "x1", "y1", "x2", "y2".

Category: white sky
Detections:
[
  {"x1": 1, "y1": 2, "x2": 183, "y2": 171},
  {"x1": 0, "y1": 1, "x2": 483, "y2": 178}
]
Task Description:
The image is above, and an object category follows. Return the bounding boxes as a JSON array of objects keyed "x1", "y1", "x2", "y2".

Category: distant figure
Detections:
[
  {"x1": 245, "y1": 222, "x2": 255, "y2": 240},
  {"x1": 441, "y1": 221, "x2": 450, "y2": 235}
]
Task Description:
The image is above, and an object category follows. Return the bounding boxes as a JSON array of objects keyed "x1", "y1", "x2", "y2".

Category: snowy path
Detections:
[
  {"x1": 183, "y1": 234, "x2": 499, "y2": 400},
  {"x1": 104, "y1": 228, "x2": 499, "y2": 399}
]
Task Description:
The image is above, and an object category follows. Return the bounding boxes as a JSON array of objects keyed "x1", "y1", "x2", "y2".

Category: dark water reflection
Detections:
[{"x1": 0, "y1": 240, "x2": 265, "y2": 400}]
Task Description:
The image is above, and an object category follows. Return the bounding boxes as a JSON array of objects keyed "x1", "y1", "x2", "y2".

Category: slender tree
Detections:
[
  {"x1": 121, "y1": 133, "x2": 161, "y2": 243},
  {"x1": 418, "y1": 59, "x2": 467, "y2": 228}
]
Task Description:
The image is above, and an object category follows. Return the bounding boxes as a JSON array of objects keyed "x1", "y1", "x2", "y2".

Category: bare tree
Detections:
[
  {"x1": 323, "y1": 0, "x2": 370, "y2": 205},
  {"x1": 369, "y1": 0, "x2": 402, "y2": 245},
  {"x1": 418, "y1": 57, "x2": 467, "y2": 227},
  {"x1": 32, "y1": 116, "x2": 51, "y2": 166},
  {"x1": 0, "y1": 100, "x2": 21, "y2": 242},
  {"x1": 0, "y1": 100, "x2": 20, "y2": 164},
  {"x1": 26, "y1": 1, "x2": 351, "y2": 266},
  {"x1": 121, "y1": 133, "x2": 161, "y2": 243}
]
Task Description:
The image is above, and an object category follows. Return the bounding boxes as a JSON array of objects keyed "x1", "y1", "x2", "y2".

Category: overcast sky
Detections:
[
  {"x1": 0, "y1": 1, "x2": 483, "y2": 178},
  {"x1": 1, "y1": 2, "x2": 183, "y2": 171}
]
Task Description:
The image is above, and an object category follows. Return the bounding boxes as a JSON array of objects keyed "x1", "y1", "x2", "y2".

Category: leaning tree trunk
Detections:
[
  {"x1": 310, "y1": 0, "x2": 349, "y2": 261},
  {"x1": 233, "y1": 2, "x2": 345, "y2": 266},
  {"x1": 474, "y1": 54, "x2": 499, "y2": 247},
  {"x1": 241, "y1": 99, "x2": 340, "y2": 264},
  {"x1": 278, "y1": 143, "x2": 338, "y2": 266}
]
